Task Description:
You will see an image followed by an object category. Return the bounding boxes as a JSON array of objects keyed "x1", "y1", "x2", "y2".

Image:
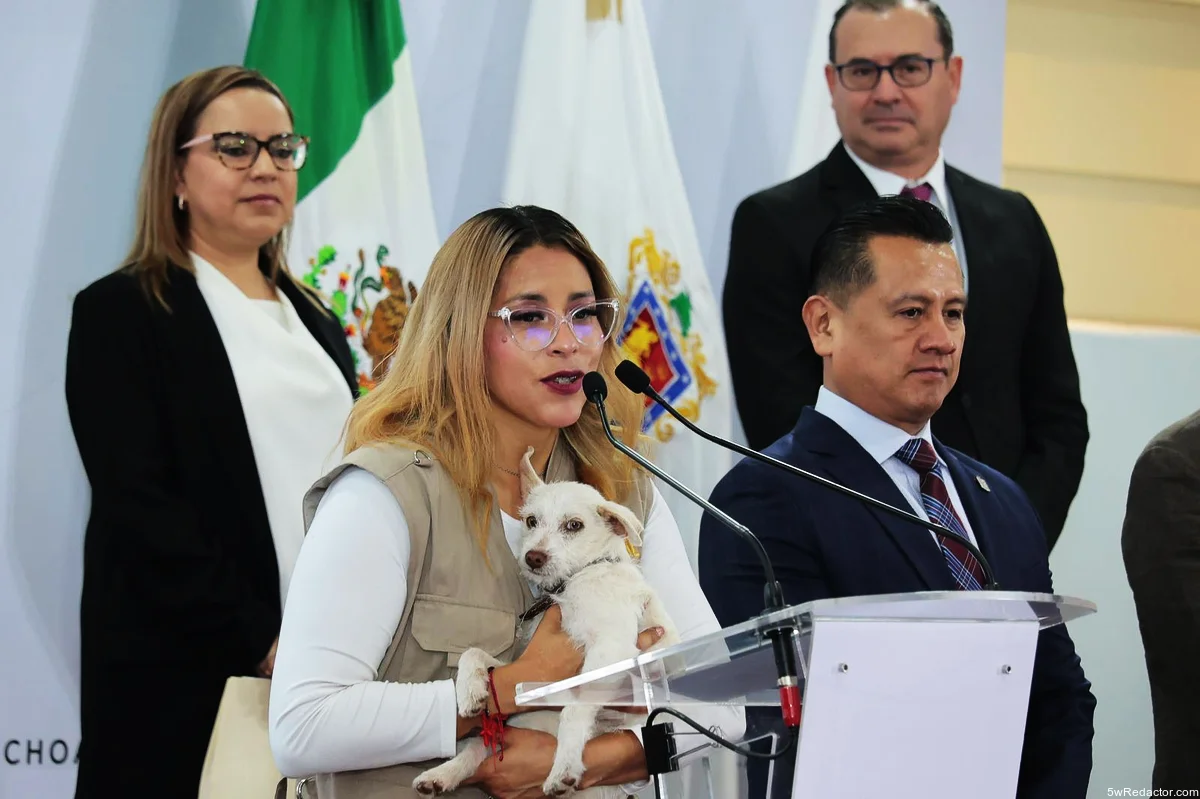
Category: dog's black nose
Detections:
[{"x1": 525, "y1": 550, "x2": 548, "y2": 570}]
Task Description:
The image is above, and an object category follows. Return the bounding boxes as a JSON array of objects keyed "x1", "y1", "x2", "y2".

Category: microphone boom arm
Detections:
[
  {"x1": 621, "y1": 367, "x2": 998, "y2": 591},
  {"x1": 582, "y1": 371, "x2": 802, "y2": 741},
  {"x1": 590, "y1": 394, "x2": 785, "y2": 608}
]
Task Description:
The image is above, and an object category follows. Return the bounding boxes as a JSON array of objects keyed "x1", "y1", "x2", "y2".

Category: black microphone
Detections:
[
  {"x1": 614, "y1": 360, "x2": 999, "y2": 590},
  {"x1": 582, "y1": 371, "x2": 802, "y2": 730}
]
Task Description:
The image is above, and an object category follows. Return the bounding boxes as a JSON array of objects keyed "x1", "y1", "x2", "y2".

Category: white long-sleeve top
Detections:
[
  {"x1": 269, "y1": 466, "x2": 746, "y2": 781},
  {"x1": 191, "y1": 253, "x2": 352, "y2": 607}
]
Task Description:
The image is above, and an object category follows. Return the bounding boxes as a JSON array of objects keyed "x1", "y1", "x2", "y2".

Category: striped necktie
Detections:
[{"x1": 895, "y1": 438, "x2": 985, "y2": 590}]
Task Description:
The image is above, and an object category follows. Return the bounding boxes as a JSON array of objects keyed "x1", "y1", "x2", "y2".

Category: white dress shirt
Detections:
[
  {"x1": 813, "y1": 386, "x2": 977, "y2": 548},
  {"x1": 843, "y1": 145, "x2": 970, "y2": 292},
  {"x1": 269, "y1": 467, "x2": 745, "y2": 785}
]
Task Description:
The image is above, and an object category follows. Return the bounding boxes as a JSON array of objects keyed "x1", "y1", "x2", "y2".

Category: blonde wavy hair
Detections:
[
  {"x1": 121, "y1": 65, "x2": 312, "y2": 308},
  {"x1": 344, "y1": 206, "x2": 646, "y2": 548}
]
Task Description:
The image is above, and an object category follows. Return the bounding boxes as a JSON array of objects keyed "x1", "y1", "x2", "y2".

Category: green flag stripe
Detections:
[{"x1": 244, "y1": 0, "x2": 407, "y2": 201}]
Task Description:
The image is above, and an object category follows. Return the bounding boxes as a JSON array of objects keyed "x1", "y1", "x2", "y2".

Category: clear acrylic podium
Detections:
[{"x1": 514, "y1": 591, "x2": 1096, "y2": 799}]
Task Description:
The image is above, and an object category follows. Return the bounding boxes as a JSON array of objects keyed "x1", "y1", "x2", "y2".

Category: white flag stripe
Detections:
[
  {"x1": 788, "y1": 0, "x2": 844, "y2": 177},
  {"x1": 503, "y1": 0, "x2": 733, "y2": 572},
  {"x1": 292, "y1": 55, "x2": 438, "y2": 279},
  {"x1": 290, "y1": 49, "x2": 440, "y2": 390}
]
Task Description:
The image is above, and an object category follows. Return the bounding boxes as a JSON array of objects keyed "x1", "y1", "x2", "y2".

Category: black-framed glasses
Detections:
[
  {"x1": 179, "y1": 131, "x2": 309, "y2": 171},
  {"x1": 834, "y1": 55, "x2": 942, "y2": 91},
  {"x1": 488, "y1": 299, "x2": 620, "y2": 352}
]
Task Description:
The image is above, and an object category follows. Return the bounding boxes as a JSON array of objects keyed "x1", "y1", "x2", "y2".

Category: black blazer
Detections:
[
  {"x1": 1122, "y1": 409, "x2": 1200, "y2": 791},
  {"x1": 722, "y1": 142, "x2": 1089, "y2": 548},
  {"x1": 65, "y1": 263, "x2": 357, "y2": 675},
  {"x1": 699, "y1": 408, "x2": 1096, "y2": 799}
]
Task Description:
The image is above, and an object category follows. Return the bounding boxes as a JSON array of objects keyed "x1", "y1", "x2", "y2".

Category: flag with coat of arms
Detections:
[
  {"x1": 245, "y1": 0, "x2": 441, "y2": 393},
  {"x1": 502, "y1": 0, "x2": 733, "y2": 568}
]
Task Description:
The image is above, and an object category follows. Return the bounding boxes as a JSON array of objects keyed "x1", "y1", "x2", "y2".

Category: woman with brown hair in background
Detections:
[{"x1": 64, "y1": 66, "x2": 357, "y2": 797}]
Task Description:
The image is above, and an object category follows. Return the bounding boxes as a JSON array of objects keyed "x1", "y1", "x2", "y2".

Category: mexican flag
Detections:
[
  {"x1": 502, "y1": 0, "x2": 733, "y2": 570},
  {"x1": 245, "y1": 0, "x2": 440, "y2": 392}
]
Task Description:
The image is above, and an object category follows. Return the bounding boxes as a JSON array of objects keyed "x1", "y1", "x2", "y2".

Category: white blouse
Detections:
[
  {"x1": 269, "y1": 466, "x2": 746, "y2": 782},
  {"x1": 191, "y1": 254, "x2": 353, "y2": 607}
]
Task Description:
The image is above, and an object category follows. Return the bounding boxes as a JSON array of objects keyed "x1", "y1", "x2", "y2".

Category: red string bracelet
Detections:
[{"x1": 480, "y1": 666, "x2": 507, "y2": 761}]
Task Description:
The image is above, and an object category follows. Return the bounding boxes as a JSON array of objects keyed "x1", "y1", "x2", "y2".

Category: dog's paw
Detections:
[
  {"x1": 454, "y1": 648, "x2": 495, "y2": 717},
  {"x1": 411, "y1": 771, "x2": 449, "y2": 796},
  {"x1": 543, "y1": 763, "x2": 585, "y2": 797},
  {"x1": 413, "y1": 756, "x2": 474, "y2": 796}
]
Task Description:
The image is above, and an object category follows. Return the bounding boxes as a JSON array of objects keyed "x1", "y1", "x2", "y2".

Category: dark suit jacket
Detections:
[
  {"x1": 722, "y1": 142, "x2": 1089, "y2": 549},
  {"x1": 698, "y1": 407, "x2": 1095, "y2": 799},
  {"x1": 1122, "y1": 409, "x2": 1200, "y2": 791},
  {"x1": 65, "y1": 263, "x2": 356, "y2": 797}
]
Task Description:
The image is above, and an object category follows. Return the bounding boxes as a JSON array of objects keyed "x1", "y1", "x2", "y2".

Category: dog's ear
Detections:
[
  {"x1": 597, "y1": 501, "x2": 643, "y2": 548},
  {"x1": 519, "y1": 446, "x2": 543, "y2": 500}
]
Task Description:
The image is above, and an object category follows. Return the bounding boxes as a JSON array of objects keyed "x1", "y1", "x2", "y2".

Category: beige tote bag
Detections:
[{"x1": 197, "y1": 676, "x2": 308, "y2": 798}]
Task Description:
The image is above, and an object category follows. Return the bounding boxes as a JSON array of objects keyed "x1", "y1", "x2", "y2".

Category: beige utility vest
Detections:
[{"x1": 299, "y1": 440, "x2": 650, "y2": 799}]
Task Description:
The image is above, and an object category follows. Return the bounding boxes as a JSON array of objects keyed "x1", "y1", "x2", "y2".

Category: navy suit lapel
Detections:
[
  {"x1": 938, "y1": 443, "x2": 1000, "y2": 572},
  {"x1": 795, "y1": 409, "x2": 955, "y2": 591}
]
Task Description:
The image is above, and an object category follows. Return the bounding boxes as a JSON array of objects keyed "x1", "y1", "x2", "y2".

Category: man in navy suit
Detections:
[{"x1": 699, "y1": 196, "x2": 1094, "y2": 799}]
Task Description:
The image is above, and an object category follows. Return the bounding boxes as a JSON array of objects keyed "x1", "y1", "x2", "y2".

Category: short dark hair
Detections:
[
  {"x1": 828, "y1": 0, "x2": 954, "y2": 63},
  {"x1": 810, "y1": 196, "x2": 954, "y2": 306}
]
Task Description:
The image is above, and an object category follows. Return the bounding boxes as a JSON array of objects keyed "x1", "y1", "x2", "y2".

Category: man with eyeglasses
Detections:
[{"x1": 722, "y1": 0, "x2": 1088, "y2": 551}]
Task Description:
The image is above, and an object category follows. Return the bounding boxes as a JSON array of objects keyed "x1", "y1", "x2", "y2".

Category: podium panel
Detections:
[{"x1": 793, "y1": 618, "x2": 1039, "y2": 799}]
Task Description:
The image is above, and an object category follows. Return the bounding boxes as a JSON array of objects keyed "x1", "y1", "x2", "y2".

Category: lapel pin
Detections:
[{"x1": 975, "y1": 475, "x2": 991, "y2": 492}]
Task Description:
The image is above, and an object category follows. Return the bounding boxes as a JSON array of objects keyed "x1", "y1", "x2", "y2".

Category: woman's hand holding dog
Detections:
[
  {"x1": 462, "y1": 727, "x2": 559, "y2": 798},
  {"x1": 487, "y1": 604, "x2": 581, "y2": 717},
  {"x1": 464, "y1": 727, "x2": 649, "y2": 798},
  {"x1": 451, "y1": 605, "x2": 666, "y2": 791},
  {"x1": 487, "y1": 604, "x2": 666, "y2": 717}
]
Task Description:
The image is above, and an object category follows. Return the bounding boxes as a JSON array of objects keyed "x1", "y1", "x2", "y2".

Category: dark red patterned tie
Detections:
[
  {"x1": 900, "y1": 182, "x2": 934, "y2": 203},
  {"x1": 895, "y1": 439, "x2": 985, "y2": 590}
]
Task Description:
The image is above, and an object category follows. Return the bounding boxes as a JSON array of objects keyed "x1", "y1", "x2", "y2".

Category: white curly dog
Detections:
[{"x1": 413, "y1": 448, "x2": 680, "y2": 797}]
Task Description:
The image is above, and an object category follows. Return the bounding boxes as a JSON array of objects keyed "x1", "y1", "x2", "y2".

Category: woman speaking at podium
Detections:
[{"x1": 269, "y1": 206, "x2": 744, "y2": 797}]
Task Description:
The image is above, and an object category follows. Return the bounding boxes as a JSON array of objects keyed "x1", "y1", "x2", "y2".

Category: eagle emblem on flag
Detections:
[{"x1": 301, "y1": 244, "x2": 418, "y2": 394}]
